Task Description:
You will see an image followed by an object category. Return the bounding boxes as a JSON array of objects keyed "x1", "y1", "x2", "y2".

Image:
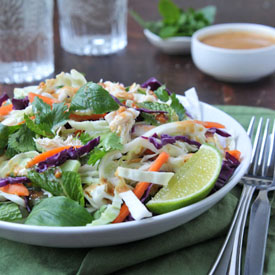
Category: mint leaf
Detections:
[
  {"x1": 70, "y1": 82, "x2": 119, "y2": 114},
  {"x1": 28, "y1": 169, "x2": 63, "y2": 196},
  {"x1": 170, "y1": 93, "x2": 186, "y2": 120},
  {"x1": 158, "y1": 0, "x2": 181, "y2": 24},
  {"x1": 198, "y1": 5, "x2": 216, "y2": 24},
  {"x1": 28, "y1": 169, "x2": 84, "y2": 206},
  {"x1": 154, "y1": 85, "x2": 169, "y2": 102},
  {"x1": 140, "y1": 113, "x2": 159, "y2": 126},
  {"x1": 61, "y1": 171, "x2": 84, "y2": 206},
  {"x1": 25, "y1": 196, "x2": 92, "y2": 226},
  {"x1": 0, "y1": 202, "x2": 22, "y2": 222},
  {"x1": 7, "y1": 124, "x2": 36, "y2": 157}
]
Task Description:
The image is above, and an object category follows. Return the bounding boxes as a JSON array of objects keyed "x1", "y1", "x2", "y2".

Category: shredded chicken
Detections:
[{"x1": 105, "y1": 107, "x2": 140, "y2": 144}]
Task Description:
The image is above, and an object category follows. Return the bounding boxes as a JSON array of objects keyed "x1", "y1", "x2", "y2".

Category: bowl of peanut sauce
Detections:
[{"x1": 191, "y1": 23, "x2": 275, "y2": 82}]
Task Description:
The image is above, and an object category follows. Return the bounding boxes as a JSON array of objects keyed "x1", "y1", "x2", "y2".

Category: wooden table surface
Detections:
[{"x1": 1, "y1": 0, "x2": 275, "y2": 109}]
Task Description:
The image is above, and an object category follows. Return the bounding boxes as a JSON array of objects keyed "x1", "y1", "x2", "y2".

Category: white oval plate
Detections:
[
  {"x1": 0, "y1": 97, "x2": 252, "y2": 248},
  {"x1": 144, "y1": 29, "x2": 191, "y2": 55}
]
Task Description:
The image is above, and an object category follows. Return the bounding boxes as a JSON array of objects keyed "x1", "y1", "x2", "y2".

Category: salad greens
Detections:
[
  {"x1": 131, "y1": 0, "x2": 216, "y2": 38},
  {"x1": 0, "y1": 69, "x2": 239, "y2": 227}
]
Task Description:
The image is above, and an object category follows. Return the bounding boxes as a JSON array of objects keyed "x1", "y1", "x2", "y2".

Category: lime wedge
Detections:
[{"x1": 146, "y1": 144, "x2": 222, "y2": 214}]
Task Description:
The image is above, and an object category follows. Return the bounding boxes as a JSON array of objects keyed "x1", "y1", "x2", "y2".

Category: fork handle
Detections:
[
  {"x1": 227, "y1": 185, "x2": 255, "y2": 275},
  {"x1": 208, "y1": 184, "x2": 255, "y2": 275},
  {"x1": 244, "y1": 190, "x2": 271, "y2": 275}
]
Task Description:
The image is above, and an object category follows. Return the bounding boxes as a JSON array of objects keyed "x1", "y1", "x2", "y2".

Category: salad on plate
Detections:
[{"x1": 0, "y1": 70, "x2": 240, "y2": 226}]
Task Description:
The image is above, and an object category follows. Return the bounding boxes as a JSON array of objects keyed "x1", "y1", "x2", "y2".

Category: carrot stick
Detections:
[
  {"x1": 194, "y1": 120, "x2": 225, "y2": 129},
  {"x1": 226, "y1": 150, "x2": 241, "y2": 161},
  {"x1": 69, "y1": 113, "x2": 106, "y2": 121},
  {"x1": 0, "y1": 183, "x2": 29, "y2": 196},
  {"x1": 26, "y1": 146, "x2": 81, "y2": 168},
  {"x1": 113, "y1": 151, "x2": 170, "y2": 223},
  {"x1": 28, "y1": 92, "x2": 59, "y2": 105},
  {"x1": 0, "y1": 104, "x2": 13, "y2": 116}
]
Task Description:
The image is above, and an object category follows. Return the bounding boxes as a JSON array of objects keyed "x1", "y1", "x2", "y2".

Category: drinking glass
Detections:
[
  {"x1": 0, "y1": 0, "x2": 54, "y2": 84},
  {"x1": 57, "y1": 0, "x2": 128, "y2": 56}
]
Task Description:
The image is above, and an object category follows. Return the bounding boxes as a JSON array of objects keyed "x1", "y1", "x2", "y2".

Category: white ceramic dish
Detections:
[
  {"x1": 191, "y1": 23, "x2": 275, "y2": 82},
  {"x1": 144, "y1": 29, "x2": 191, "y2": 55},
  {"x1": 0, "y1": 97, "x2": 252, "y2": 248}
]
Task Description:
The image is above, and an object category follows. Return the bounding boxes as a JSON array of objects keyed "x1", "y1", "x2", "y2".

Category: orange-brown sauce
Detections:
[{"x1": 200, "y1": 31, "x2": 275, "y2": 49}]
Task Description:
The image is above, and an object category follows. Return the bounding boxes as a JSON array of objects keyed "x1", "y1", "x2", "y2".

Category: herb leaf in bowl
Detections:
[{"x1": 131, "y1": 0, "x2": 216, "y2": 39}]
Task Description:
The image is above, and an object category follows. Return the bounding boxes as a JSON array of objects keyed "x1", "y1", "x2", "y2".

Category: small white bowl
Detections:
[
  {"x1": 144, "y1": 29, "x2": 191, "y2": 55},
  {"x1": 191, "y1": 23, "x2": 275, "y2": 82}
]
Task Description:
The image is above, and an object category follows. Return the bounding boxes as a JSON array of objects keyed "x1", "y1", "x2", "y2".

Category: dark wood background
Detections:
[{"x1": 1, "y1": 0, "x2": 275, "y2": 109}]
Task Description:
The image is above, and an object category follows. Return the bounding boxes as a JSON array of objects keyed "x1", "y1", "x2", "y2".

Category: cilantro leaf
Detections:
[
  {"x1": 7, "y1": 124, "x2": 36, "y2": 157},
  {"x1": 24, "y1": 115, "x2": 53, "y2": 137},
  {"x1": 170, "y1": 93, "x2": 186, "y2": 120},
  {"x1": 70, "y1": 82, "x2": 119, "y2": 114},
  {"x1": 0, "y1": 123, "x2": 20, "y2": 154},
  {"x1": 80, "y1": 131, "x2": 123, "y2": 165},
  {"x1": 26, "y1": 97, "x2": 69, "y2": 136},
  {"x1": 154, "y1": 85, "x2": 169, "y2": 102},
  {"x1": 87, "y1": 148, "x2": 107, "y2": 166}
]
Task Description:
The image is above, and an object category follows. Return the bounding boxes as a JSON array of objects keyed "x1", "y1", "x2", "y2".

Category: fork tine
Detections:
[
  {"x1": 250, "y1": 117, "x2": 263, "y2": 174},
  {"x1": 267, "y1": 120, "x2": 275, "y2": 169},
  {"x1": 247, "y1": 116, "x2": 255, "y2": 137},
  {"x1": 258, "y1": 118, "x2": 270, "y2": 176}
]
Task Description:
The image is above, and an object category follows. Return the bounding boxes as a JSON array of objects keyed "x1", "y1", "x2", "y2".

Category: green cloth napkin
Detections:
[{"x1": 0, "y1": 106, "x2": 274, "y2": 275}]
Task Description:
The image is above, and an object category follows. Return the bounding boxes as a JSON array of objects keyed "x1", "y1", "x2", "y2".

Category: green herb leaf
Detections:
[
  {"x1": 28, "y1": 169, "x2": 63, "y2": 196},
  {"x1": 70, "y1": 82, "x2": 119, "y2": 114},
  {"x1": 87, "y1": 148, "x2": 107, "y2": 166},
  {"x1": 29, "y1": 97, "x2": 69, "y2": 136},
  {"x1": 139, "y1": 101, "x2": 179, "y2": 122},
  {"x1": 25, "y1": 196, "x2": 93, "y2": 226},
  {"x1": 61, "y1": 171, "x2": 84, "y2": 207},
  {"x1": 24, "y1": 115, "x2": 53, "y2": 137},
  {"x1": 28, "y1": 169, "x2": 85, "y2": 206},
  {"x1": 154, "y1": 85, "x2": 169, "y2": 102},
  {"x1": 170, "y1": 93, "x2": 186, "y2": 120},
  {"x1": 158, "y1": 0, "x2": 181, "y2": 24},
  {"x1": 0, "y1": 202, "x2": 22, "y2": 222},
  {"x1": 81, "y1": 132, "x2": 123, "y2": 165},
  {"x1": 0, "y1": 123, "x2": 20, "y2": 154},
  {"x1": 7, "y1": 124, "x2": 36, "y2": 157},
  {"x1": 198, "y1": 5, "x2": 216, "y2": 24}
]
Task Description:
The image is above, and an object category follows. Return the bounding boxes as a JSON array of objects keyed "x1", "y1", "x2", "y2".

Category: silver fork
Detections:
[
  {"x1": 209, "y1": 117, "x2": 275, "y2": 275},
  {"x1": 244, "y1": 120, "x2": 275, "y2": 275}
]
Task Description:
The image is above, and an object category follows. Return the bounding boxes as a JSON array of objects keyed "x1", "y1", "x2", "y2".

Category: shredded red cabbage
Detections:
[
  {"x1": 141, "y1": 77, "x2": 172, "y2": 95},
  {"x1": 12, "y1": 97, "x2": 29, "y2": 110},
  {"x1": 214, "y1": 152, "x2": 240, "y2": 191},
  {"x1": 206, "y1": 128, "x2": 231, "y2": 137},
  {"x1": 110, "y1": 94, "x2": 124, "y2": 106},
  {"x1": 36, "y1": 137, "x2": 100, "y2": 172},
  {"x1": 142, "y1": 133, "x2": 201, "y2": 150},
  {"x1": 0, "y1": 176, "x2": 29, "y2": 188},
  {"x1": 24, "y1": 196, "x2": 31, "y2": 213},
  {"x1": 0, "y1": 93, "x2": 9, "y2": 107}
]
